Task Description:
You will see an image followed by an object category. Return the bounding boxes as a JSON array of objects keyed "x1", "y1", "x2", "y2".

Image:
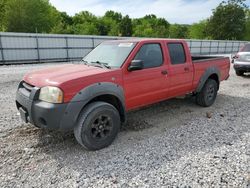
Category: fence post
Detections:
[
  {"x1": 224, "y1": 41, "x2": 228, "y2": 54},
  {"x1": 231, "y1": 41, "x2": 234, "y2": 53},
  {"x1": 237, "y1": 42, "x2": 241, "y2": 51},
  {"x1": 190, "y1": 40, "x2": 192, "y2": 54},
  {"x1": 65, "y1": 37, "x2": 69, "y2": 62},
  {"x1": 209, "y1": 40, "x2": 212, "y2": 55},
  {"x1": 0, "y1": 33, "x2": 5, "y2": 65},
  {"x1": 91, "y1": 38, "x2": 95, "y2": 49},
  {"x1": 200, "y1": 40, "x2": 203, "y2": 55},
  {"x1": 217, "y1": 41, "x2": 220, "y2": 54},
  {"x1": 35, "y1": 34, "x2": 40, "y2": 63}
]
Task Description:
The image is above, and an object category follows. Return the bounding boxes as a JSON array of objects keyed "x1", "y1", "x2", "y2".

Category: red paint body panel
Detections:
[
  {"x1": 23, "y1": 39, "x2": 230, "y2": 110},
  {"x1": 192, "y1": 58, "x2": 230, "y2": 91},
  {"x1": 24, "y1": 64, "x2": 123, "y2": 102}
]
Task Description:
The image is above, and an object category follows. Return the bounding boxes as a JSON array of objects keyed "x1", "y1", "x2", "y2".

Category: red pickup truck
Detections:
[{"x1": 16, "y1": 39, "x2": 230, "y2": 150}]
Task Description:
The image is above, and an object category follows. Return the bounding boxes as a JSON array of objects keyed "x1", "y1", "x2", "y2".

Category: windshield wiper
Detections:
[
  {"x1": 81, "y1": 59, "x2": 89, "y2": 65},
  {"x1": 91, "y1": 61, "x2": 111, "y2": 69}
]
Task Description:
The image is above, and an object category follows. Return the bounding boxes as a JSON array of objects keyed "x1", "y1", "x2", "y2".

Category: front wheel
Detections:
[
  {"x1": 74, "y1": 102, "x2": 121, "y2": 151},
  {"x1": 196, "y1": 79, "x2": 218, "y2": 107}
]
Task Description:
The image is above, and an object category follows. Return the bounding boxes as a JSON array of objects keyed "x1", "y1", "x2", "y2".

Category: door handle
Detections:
[
  {"x1": 184, "y1": 67, "x2": 189, "y2": 71},
  {"x1": 161, "y1": 70, "x2": 168, "y2": 75}
]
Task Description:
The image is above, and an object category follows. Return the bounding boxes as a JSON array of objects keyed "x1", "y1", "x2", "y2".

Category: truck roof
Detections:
[{"x1": 104, "y1": 38, "x2": 186, "y2": 43}]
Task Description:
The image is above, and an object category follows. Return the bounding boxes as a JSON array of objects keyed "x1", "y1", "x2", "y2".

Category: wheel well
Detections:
[
  {"x1": 208, "y1": 74, "x2": 219, "y2": 90},
  {"x1": 87, "y1": 94, "x2": 126, "y2": 123}
]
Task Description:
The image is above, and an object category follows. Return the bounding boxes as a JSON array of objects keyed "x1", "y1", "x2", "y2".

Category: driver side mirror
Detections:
[{"x1": 128, "y1": 60, "x2": 143, "y2": 71}]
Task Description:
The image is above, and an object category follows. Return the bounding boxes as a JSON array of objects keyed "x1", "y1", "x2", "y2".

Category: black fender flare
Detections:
[
  {"x1": 60, "y1": 82, "x2": 126, "y2": 130},
  {"x1": 195, "y1": 67, "x2": 220, "y2": 93}
]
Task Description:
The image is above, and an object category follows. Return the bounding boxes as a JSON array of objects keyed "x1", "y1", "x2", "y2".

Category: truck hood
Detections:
[{"x1": 23, "y1": 64, "x2": 110, "y2": 87}]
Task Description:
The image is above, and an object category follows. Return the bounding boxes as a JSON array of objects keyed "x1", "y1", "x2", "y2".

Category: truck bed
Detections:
[
  {"x1": 192, "y1": 56, "x2": 228, "y2": 63},
  {"x1": 191, "y1": 56, "x2": 230, "y2": 91}
]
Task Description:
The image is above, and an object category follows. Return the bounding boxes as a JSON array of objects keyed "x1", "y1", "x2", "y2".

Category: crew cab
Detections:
[{"x1": 16, "y1": 39, "x2": 230, "y2": 150}]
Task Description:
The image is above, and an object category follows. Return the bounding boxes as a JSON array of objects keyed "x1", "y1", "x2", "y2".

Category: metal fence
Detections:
[
  {"x1": 0, "y1": 32, "x2": 248, "y2": 64},
  {"x1": 186, "y1": 39, "x2": 247, "y2": 55}
]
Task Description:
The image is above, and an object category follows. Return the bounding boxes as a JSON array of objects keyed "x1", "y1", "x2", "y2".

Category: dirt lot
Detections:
[{"x1": 0, "y1": 63, "x2": 249, "y2": 187}]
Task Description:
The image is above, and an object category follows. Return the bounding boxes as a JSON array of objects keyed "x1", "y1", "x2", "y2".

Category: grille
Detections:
[
  {"x1": 19, "y1": 81, "x2": 35, "y2": 97},
  {"x1": 22, "y1": 82, "x2": 34, "y2": 92}
]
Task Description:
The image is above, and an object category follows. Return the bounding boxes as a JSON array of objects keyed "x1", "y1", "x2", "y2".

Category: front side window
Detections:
[
  {"x1": 83, "y1": 42, "x2": 136, "y2": 68},
  {"x1": 167, "y1": 43, "x2": 186, "y2": 65},
  {"x1": 134, "y1": 43, "x2": 163, "y2": 69}
]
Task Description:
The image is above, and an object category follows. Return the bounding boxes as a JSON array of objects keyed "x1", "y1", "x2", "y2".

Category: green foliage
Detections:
[
  {"x1": 0, "y1": 0, "x2": 7, "y2": 31},
  {"x1": 72, "y1": 11, "x2": 100, "y2": 35},
  {"x1": 188, "y1": 20, "x2": 209, "y2": 39},
  {"x1": 132, "y1": 15, "x2": 170, "y2": 37},
  {"x1": 120, "y1": 15, "x2": 132, "y2": 36},
  {"x1": 244, "y1": 10, "x2": 250, "y2": 40},
  {"x1": 207, "y1": 0, "x2": 247, "y2": 40},
  {"x1": 0, "y1": 0, "x2": 249, "y2": 41},
  {"x1": 169, "y1": 24, "x2": 189, "y2": 39},
  {"x1": 51, "y1": 12, "x2": 74, "y2": 34},
  {"x1": 100, "y1": 10, "x2": 122, "y2": 36},
  {"x1": 3, "y1": 0, "x2": 60, "y2": 33},
  {"x1": 99, "y1": 11, "x2": 132, "y2": 36}
]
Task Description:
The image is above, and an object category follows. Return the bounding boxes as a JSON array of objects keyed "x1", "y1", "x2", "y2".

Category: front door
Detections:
[{"x1": 123, "y1": 43, "x2": 170, "y2": 110}]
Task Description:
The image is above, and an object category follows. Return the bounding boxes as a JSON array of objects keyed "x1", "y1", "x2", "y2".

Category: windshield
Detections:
[{"x1": 83, "y1": 42, "x2": 136, "y2": 68}]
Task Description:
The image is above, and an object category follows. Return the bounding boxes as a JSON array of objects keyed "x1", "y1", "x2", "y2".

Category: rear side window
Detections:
[
  {"x1": 167, "y1": 43, "x2": 186, "y2": 65},
  {"x1": 134, "y1": 43, "x2": 163, "y2": 68},
  {"x1": 242, "y1": 44, "x2": 250, "y2": 52}
]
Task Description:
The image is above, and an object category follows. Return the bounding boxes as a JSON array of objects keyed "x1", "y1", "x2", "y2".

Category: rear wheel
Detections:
[
  {"x1": 74, "y1": 101, "x2": 121, "y2": 151},
  {"x1": 196, "y1": 79, "x2": 218, "y2": 107},
  {"x1": 235, "y1": 70, "x2": 244, "y2": 76}
]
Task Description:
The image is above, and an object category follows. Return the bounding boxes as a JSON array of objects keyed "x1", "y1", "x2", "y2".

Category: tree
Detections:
[
  {"x1": 188, "y1": 20, "x2": 209, "y2": 39},
  {"x1": 51, "y1": 12, "x2": 74, "y2": 34},
  {"x1": 72, "y1": 11, "x2": 100, "y2": 35},
  {"x1": 169, "y1": 24, "x2": 189, "y2": 39},
  {"x1": 132, "y1": 15, "x2": 170, "y2": 37},
  {"x1": 3, "y1": 0, "x2": 26, "y2": 32},
  {"x1": 207, "y1": 0, "x2": 247, "y2": 40},
  {"x1": 244, "y1": 9, "x2": 250, "y2": 40},
  {"x1": 104, "y1": 10, "x2": 122, "y2": 22},
  {"x1": 3, "y1": 0, "x2": 60, "y2": 33},
  {"x1": 119, "y1": 15, "x2": 132, "y2": 36},
  {"x1": 0, "y1": 0, "x2": 7, "y2": 31},
  {"x1": 100, "y1": 11, "x2": 122, "y2": 36},
  {"x1": 1, "y1": 0, "x2": 248, "y2": 40}
]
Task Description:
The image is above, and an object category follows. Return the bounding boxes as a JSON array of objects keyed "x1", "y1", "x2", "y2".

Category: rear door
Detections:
[
  {"x1": 123, "y1": 42, "x2": 170, "y2": 110},
  {"x1": 166, "y1": 42, "x2": 193, "y2": 96}
]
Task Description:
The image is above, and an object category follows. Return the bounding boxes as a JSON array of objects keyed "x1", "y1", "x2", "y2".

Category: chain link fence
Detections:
[{"x1": 0, "y1": 32, "x2": 248, "y2": 64}]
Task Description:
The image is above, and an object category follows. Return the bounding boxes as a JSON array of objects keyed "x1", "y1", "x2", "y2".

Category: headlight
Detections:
[{"x1": 39, "y1": 86, "x2": 63, "y2": 103}]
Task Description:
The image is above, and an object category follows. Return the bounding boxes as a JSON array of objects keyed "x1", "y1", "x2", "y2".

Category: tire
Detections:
[
  {"x1": 74, "y1": 101, "x2": 121, "y2": 151},
  {"x1": 196, "y1": 79, "x2": 218, "y2": 107},
  {"x1": 235, "y1": 70, "x2": 244, "y2": 76}
]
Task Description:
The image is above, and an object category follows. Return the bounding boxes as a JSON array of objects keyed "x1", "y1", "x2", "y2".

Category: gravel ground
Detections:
[{"x1": 0, "y1": 62, "x2": 249, "y2": 188}]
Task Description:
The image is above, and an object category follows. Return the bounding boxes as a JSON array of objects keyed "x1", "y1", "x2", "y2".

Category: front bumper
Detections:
[
  {"x1": 15, "y1": 81, "x2": 84, "y2": 130},
  {"x1": 233, "y1": 61, "x2": 250, "y2": 72}
]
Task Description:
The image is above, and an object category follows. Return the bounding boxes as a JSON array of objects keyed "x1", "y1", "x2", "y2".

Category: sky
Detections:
[{"x1": 49, "y1": 0, "x2": 250, "y2": 24}]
